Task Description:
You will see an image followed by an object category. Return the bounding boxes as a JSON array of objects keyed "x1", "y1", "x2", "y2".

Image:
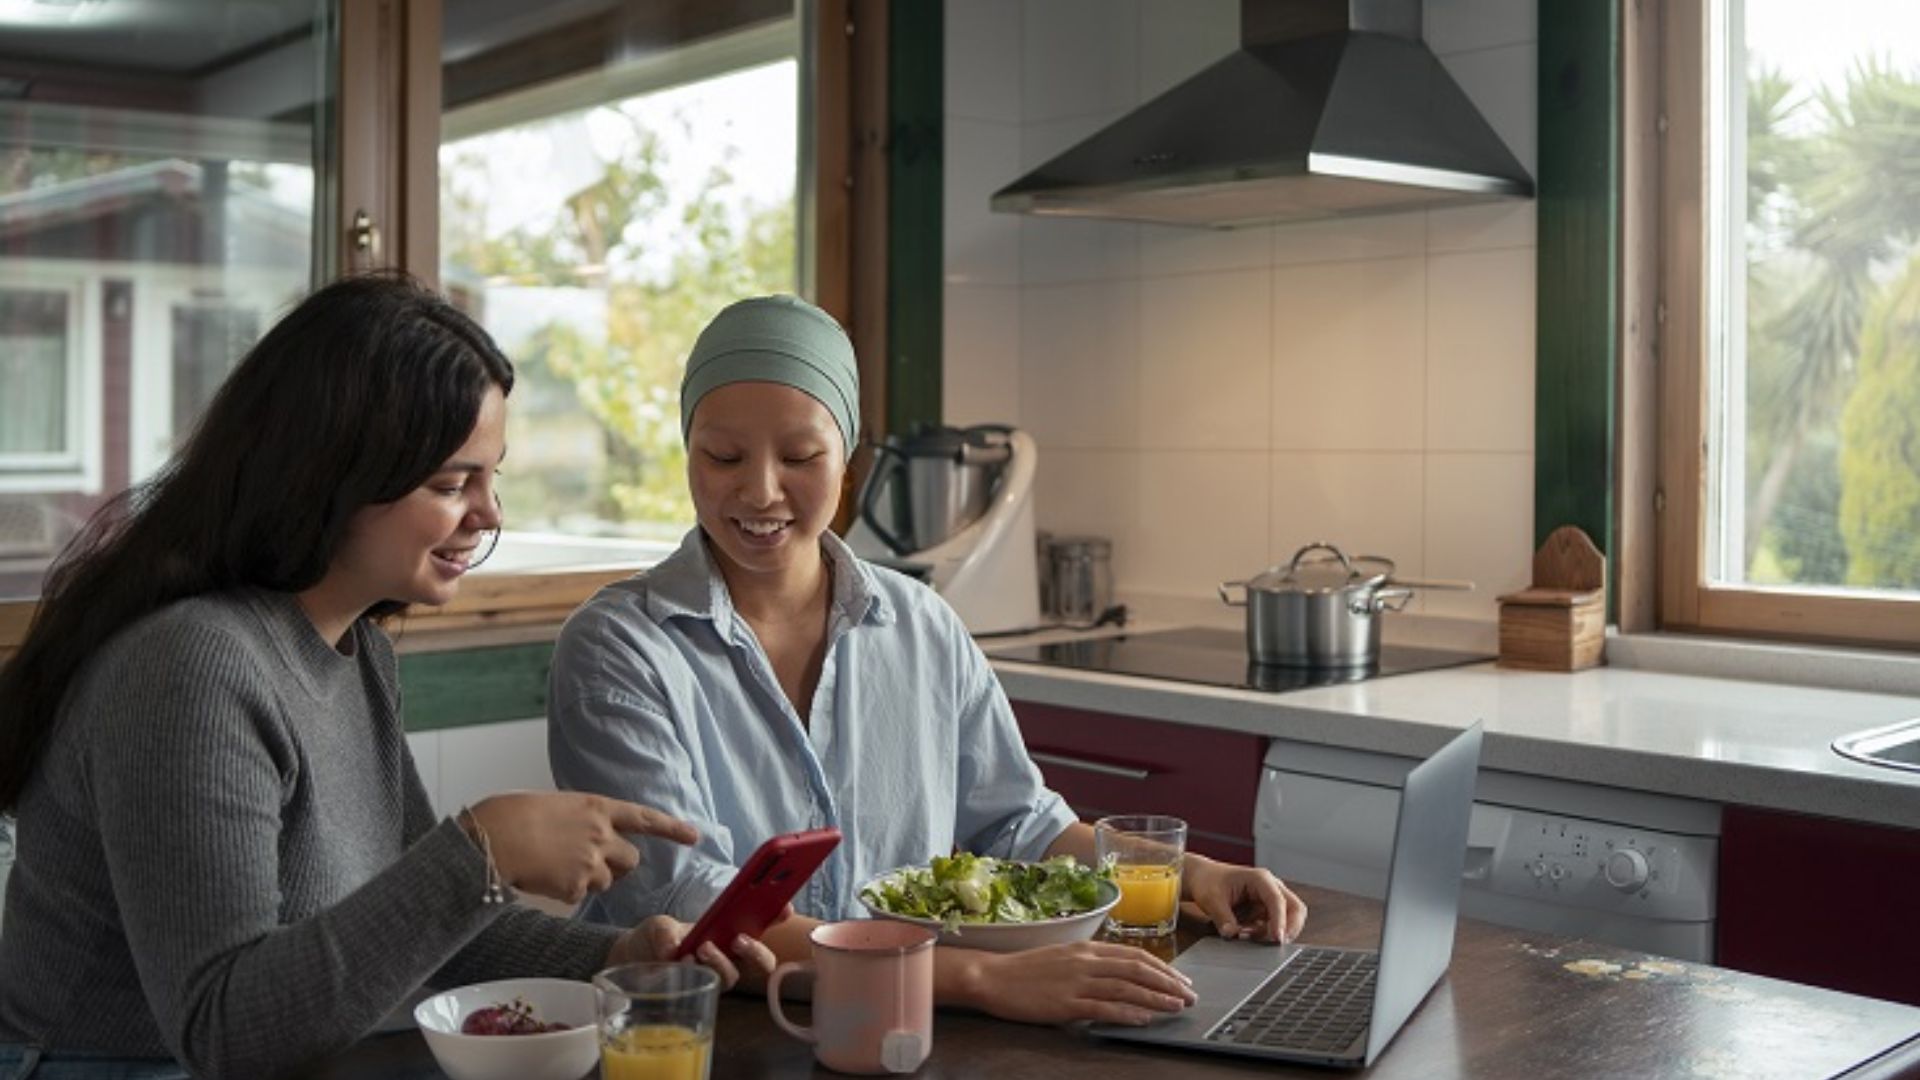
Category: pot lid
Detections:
[{"x1": 1248, "y1": 542, "x2": 1394, "y2": 594}]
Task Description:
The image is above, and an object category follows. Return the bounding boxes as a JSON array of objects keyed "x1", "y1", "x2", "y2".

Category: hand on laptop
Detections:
[
  {"x1": 960, "y1": 941, "x2": 1199, "y2": 1027},
  {"x1": 1182, "y1": 856, "x2": 1308, "y2": 944}
]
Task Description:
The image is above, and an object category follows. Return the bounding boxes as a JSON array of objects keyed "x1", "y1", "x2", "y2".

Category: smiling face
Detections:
[
  {"x1": 325, "y1": 384, "x2": 507, "y2": 612},
  {"x1": 686, "y1": 380, "x2": 847, "y2": 590}
]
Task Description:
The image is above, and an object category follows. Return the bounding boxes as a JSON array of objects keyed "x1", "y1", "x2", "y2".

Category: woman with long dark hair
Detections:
[{"x1": 0, "y1": 274, "x2": 771, "y2": 1079}]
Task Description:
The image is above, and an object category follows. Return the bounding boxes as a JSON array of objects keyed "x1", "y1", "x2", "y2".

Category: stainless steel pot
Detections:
[{"x1": 1218, "y1": 542, "x2": 1414, "y2": 668}]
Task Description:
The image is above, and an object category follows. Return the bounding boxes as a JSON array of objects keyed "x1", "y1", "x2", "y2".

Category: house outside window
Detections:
[{"x1": 0, "y1": 0, "x2": 321, "y2": 602}]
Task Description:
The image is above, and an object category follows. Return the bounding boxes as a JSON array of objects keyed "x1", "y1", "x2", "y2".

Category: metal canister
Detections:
[{"x1": 1048, "y1": 536, "x2": 1113, "y2": 623}]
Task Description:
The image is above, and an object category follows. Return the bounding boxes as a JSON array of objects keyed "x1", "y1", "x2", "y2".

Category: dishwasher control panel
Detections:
[
  {"x1": 1471, "y1": 806, "x2": 1716, "y2": 922},
  {"x1": 1255, "y1": 764, "x2": 1719, "y2": 926}
]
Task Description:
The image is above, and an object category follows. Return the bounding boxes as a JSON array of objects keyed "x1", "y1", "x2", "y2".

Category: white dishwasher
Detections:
[{"x1": 1255, "y1": 736, "x2": 1721, "y2": 961}]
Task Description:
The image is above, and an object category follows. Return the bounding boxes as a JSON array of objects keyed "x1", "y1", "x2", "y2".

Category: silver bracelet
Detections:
[{"x1": 459, "y1": 808, "x2": 513, "y2": 905}]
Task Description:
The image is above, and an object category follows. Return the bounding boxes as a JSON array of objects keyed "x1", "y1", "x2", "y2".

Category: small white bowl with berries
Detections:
[{"x1": 414, "y1": 977, "x2": 599, "y2": 1080}]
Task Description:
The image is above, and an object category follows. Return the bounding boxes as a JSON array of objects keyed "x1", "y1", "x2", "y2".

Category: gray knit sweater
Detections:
[{"x1": 0, "y1": 590, "x2": 620, "y2": 1078}]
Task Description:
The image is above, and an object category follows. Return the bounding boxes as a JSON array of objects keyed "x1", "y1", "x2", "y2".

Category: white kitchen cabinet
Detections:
[{"x1": 404, "y1": 731, "x2": 441, "y2": 814}]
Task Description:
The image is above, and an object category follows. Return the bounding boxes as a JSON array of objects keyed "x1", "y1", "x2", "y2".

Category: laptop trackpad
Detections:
[{"x1": 1094, "y1": 938, "x2": 1291, "y2": 1041}]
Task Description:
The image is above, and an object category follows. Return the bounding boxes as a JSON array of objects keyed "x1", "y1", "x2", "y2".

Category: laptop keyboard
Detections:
[{"x1": 1207, "y1": 947, "x2": 1376, "y2": 1054}]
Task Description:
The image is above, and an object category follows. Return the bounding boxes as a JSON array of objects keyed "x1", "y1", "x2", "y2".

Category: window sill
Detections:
[
  {"x1": 390, "y1": 618, "x2": 566, "y2": 655},
  {"x1": 1605, "y1": 629, "x2": 1920, "y2": 698}
]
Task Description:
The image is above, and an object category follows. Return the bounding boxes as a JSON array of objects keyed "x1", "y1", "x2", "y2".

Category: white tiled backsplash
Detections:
[{"x1": 944, "y1": 0, "x2": 1538, "y2": 622}]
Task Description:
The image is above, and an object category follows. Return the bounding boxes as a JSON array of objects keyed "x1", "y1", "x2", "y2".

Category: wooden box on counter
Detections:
[
  {"x1": 1498, "y1": 590, "x2": 1604, "y2": 670},
  {"x1": 1497, "y1": 525, "x2": 1606, "y2": 672}
]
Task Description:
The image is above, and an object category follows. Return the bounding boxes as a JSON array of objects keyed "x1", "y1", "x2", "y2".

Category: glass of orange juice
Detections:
[
  {"x1": 594, "y1": 962, "x2": 719, "y2": 1080},
  {"x1": 1094, "y1": 815, "x2": 1187, "y2": 937}
]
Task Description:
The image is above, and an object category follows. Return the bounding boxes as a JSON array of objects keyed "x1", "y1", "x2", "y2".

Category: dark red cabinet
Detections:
[
  {"x1": 1009, "y1": 701, "x2": 1265, "y2": 862},
  {"x1": 1718, "y1": 804, "x2": 1920, "y2": 1006}
]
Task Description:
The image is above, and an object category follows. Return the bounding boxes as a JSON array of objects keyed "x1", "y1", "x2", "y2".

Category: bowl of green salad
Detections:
[{"x1": 856, "y1": 853, "x2": 1121, "y2": 952}]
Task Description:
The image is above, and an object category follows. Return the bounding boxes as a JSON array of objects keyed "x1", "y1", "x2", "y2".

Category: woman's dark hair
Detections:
[{"x1": 0, "y1": 272, "x2": 514, "y2": 811}]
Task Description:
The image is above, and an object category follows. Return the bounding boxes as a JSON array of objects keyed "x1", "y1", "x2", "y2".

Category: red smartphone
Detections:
[{"x1": 669, "y1": 826, "x2": 841, "y2": 961}]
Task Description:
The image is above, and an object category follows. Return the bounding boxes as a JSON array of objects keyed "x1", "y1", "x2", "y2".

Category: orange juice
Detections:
[
  {"x1": 1110, "y1": 863, "x2": 1180, "y2": 928},
  {"x1": 601, "y1": 1024, "x2": 712, "y2": 1080}
]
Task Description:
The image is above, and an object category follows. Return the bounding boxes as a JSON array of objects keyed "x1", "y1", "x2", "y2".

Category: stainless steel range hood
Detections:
[{"x1": 990, "y1": 0, "x2": 1533, "y2": 229}]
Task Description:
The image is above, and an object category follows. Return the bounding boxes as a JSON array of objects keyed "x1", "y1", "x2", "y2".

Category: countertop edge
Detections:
[{"x1": 990, "y1": 660, "x2": 1920, "y2": 832}]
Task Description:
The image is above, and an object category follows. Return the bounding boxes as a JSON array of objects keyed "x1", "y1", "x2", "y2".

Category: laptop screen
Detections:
[{"x1": 1365, "y1": 723, "x2": 1484, "y2": 1063}]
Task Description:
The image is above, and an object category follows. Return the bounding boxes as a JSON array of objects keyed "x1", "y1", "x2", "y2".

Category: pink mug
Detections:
[{"x1": 767, "y1": 920, "x2": 935, "y2": 1075}]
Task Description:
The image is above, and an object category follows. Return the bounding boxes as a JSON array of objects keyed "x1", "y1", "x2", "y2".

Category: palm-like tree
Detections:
[{"x1": 1743, "y1": 60, "x2": 1920, "y2": 573}]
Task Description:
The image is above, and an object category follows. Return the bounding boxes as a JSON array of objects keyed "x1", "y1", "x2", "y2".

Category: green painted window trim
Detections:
[
  {"x1": 398, "y1": 641, "x2": 554, "y2": 732},
  {"x1": 887, "y1": 0, "x2": 944, "y2": 434},
  {"x1": 1535, "y1": 0, "x2": 1620, "y2": 607}
]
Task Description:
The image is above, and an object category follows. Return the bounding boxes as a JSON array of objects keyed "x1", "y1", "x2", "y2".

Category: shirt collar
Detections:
[
  {"x1": 643, "y1": 526, "x2": 895, "y2": 629},
  {"x1": 821, "y1": 528, "x2": 894, "y2": 628}
]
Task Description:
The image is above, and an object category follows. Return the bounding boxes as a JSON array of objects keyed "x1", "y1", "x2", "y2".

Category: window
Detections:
[
  {"x1": 436, "y1": 16, "x2": 801, "y2": 579},
  {"x1": 1650, "y1": 0, "x2": 1920, "y2": 647},
  {"x1": 0, "y1": 279, "x2": 92, "y2": 492},
  {"x1": 0, "y1": 2, "x2": 326, "y2": 603}
]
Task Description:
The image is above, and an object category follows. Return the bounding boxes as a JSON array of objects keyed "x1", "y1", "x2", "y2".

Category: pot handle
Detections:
[
  {"x1": 1287, "y1": 541, "x2": 1353, "y2": 575},
  {"x1": 1352, "y1": 586, "x2": 1415, "y2": 616},
  {"x1": 1218, "y1": 581, "x2": 1249, "y2": 607},
  {"x1": 1384, "y1": 575, "x2": 1475, "y2": 591},
  {"x1": 858, "y1": 442, "x2": 913, "y2": 555}
]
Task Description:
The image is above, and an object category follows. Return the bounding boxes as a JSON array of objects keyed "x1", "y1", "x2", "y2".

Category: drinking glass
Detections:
[
  {"x1": 1094, "y1": 814, "x2": 1187, "y2": 937},
  {"x1": 594, "y1": 962, "x2": 720, "y2": 1080}
]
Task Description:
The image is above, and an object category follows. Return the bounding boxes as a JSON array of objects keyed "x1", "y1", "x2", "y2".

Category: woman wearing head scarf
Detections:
[
  {"x1": 549, "y1": 295, "x2": 1305, "y2": 1026},
  {"x1": 0, "y1": 275, "x2": 773, "y2": 1080}
]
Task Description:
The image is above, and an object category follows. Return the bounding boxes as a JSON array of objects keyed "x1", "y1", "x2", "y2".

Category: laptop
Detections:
[{"x1": 1091, "y1": 722, "x2": 1483, "y2": 1069}]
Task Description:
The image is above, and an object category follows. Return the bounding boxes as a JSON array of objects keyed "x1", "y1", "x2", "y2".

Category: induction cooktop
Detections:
[{"x1": 986, "y1": 626, "x2": 1493, "y2": 694}]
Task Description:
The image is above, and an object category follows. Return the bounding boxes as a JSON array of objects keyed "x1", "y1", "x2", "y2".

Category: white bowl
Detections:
[
  {"x1": 857, "y1": 877, "x2": 1122, "y2": 953},
  {"x1": 414, "y1": 977, "x2": 600, "y2": 1080}
]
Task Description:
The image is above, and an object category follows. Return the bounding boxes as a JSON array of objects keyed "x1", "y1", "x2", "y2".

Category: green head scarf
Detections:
[{"x1": 679, "y1": 295, "x2": 860, "y2": 455}]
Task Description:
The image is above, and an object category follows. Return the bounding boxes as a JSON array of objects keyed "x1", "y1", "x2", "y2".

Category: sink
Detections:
[{"x1": 1833, "y1": 718, "x2": 1920, "y2": 772}]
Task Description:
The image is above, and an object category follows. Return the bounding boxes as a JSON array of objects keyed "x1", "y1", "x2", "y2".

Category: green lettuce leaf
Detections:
[{"x1": 860, "y1": 854, "x2": 1112, "y2": 925}]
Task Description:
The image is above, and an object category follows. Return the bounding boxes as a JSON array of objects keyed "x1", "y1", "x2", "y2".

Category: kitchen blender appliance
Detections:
[{"x1": 845, "y1": 423, "x2": 1040, "y2": 634}]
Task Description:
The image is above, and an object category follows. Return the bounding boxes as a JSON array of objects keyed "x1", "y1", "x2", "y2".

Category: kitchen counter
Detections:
[
  {"x1": 989, "y1": 630, "x2": 1920, "y2": 830},
  {"x1": 311, "y1": 883, "x2": 1920, "y2": 1079}
]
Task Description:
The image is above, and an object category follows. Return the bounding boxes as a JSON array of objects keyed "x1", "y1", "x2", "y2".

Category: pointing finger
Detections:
[{"x1": 606, "y1": 800, "x2": 700, "y2": 845}]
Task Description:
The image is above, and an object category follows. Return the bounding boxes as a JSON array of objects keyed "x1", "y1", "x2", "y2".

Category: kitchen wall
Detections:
[{"x1": 943, "y1": 0, "x2": 1538, "y2": 621}]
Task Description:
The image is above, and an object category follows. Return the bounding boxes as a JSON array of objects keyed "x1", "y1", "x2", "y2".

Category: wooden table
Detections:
[{"x1": 314, "y1": 884, "x2": 1920, "y2": 1079}]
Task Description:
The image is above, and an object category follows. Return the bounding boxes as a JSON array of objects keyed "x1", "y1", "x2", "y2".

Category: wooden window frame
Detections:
[{"x1": 1629, "y1": 0, "x2": 1920, "y2": 649}]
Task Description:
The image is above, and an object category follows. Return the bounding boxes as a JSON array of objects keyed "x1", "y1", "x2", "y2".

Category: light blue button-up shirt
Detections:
[{"x1": 547, "y1": 528, "x2": 1077, "y2": 925}]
